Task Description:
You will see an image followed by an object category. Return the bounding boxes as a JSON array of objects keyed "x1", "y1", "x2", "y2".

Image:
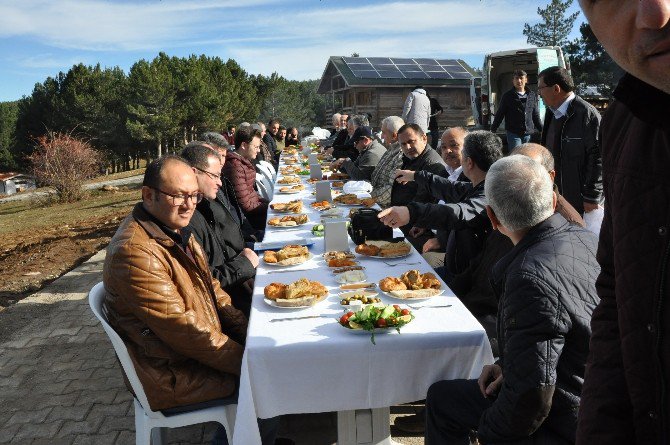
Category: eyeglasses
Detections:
[
  {"x1": 194, "y1": 167, "x2": 221, "y2": 181},
  {"x1": 152, "y1": 188, "x2": 203, "y2": 206}
]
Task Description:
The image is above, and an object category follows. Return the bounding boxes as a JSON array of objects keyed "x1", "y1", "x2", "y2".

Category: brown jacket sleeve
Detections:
[{"x1": 107, "y1": 242, "x2": 245, "y2": 376}]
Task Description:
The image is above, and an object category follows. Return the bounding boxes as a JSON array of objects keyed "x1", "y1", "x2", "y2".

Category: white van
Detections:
[{"x1": 475, "y1": 46, "x2": 569, "y2": 138}]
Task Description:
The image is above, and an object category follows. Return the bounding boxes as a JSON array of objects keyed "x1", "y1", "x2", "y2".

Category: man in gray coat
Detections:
[
  {"x1": 331, "y1": 126, "x2": 386, "y2": 181},
  {"x1": 402, "y1": 86, "x2": 431, "y2": 132}
]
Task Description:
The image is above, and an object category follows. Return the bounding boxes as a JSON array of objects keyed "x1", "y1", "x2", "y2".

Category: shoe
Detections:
[{"x1": 394, "y1": 409, "x2": 426, "y2": 433}]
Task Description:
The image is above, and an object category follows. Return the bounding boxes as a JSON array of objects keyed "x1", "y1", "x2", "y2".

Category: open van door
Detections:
[
  {"x1": 474, "y1": 46, "x2": 567, "y2": 139},
  {"x1": 470, "y1": 77, "x2": 482, "y2": 126}
]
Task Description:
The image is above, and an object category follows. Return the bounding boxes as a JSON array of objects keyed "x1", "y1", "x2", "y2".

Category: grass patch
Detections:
[{"x1": 0, "y1": 185, "x2": 141, "y2": 236}]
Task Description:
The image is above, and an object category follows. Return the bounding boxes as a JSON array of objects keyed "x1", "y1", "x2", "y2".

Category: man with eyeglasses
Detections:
[
  {"x1": 102, "y1": 155, "x2": 257, "y2": 439},
  {"x1": 183, "y1": 142, "x2": 259, "y2": 317},
  {"x1": 538, "y1": 66, "x2": 602, "y2": 216}
]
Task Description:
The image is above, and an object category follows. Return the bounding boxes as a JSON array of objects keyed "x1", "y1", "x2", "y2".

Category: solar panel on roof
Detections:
[
  {"x1": 341, "y1": 57, "x2": 472, "y2": 80},
  {"x1": 377, "y1": 70, "x2": 405, "y2": 78},
  {"x1": 426, "y1": 72, "x2": 453, "y2": 79},
  {"x1": 368, "y1": 57, "x2": 392, "y2": 64}
]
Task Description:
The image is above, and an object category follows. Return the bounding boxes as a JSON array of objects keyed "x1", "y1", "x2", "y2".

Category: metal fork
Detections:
[{"x1": 381, "y1": 261, "x2": 421, "y2": 267}]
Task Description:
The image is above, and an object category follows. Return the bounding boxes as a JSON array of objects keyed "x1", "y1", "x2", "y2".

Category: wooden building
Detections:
[{"x1": 317, "y1": 56, "x2": 478, "y2": 130}]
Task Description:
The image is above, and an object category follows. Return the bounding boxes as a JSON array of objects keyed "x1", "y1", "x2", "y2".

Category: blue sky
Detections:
[{"x1": 0, "y1": 0, "x2": 585, "y2": 102}]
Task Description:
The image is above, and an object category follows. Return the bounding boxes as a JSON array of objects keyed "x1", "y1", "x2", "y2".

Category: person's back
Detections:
[
  {"x1": 487, "y1": 213, "x2": 599, "y2": 440},
  {"x1": 402, "y1": 87, "x2": 431, "y2": 132}
]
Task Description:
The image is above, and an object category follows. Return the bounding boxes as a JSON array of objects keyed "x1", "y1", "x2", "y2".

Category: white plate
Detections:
[
  {"x1": 276, "y1": 189, "x2": 303, "y2": 195},
  {"x1": 360, "y1": 251, "x2": 413, "y2": 260},
  {"x1": 382, "y1": 289, "x2": 444, "y2": 301},
  {"x1": 263, "y1": 252, "x2": 313, "y2": 267},
  {"x1": 338, "y1": 290, "x2": 380, "y2": 299},
  {"x1": 263, "y1": 294, "x2": 327, "y2": 309},
  {"x1": 335, "y1": 270, "x2": 367, "y2": 284},
  {"x1": 268, "y1": 221, "x2": 309, "y2": 229},
  {"x1": 338, "y1": 324, "x2": 399, "y2": 335}
]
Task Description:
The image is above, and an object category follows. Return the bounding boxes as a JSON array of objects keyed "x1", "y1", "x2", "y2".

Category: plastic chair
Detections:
[
  {"x1": 255, "y1": 173, "x2": 273, "y2": 201},
  {"x1": 88, "y1": 282, "x2": 237, "y2": 445},
  {"x1": 258, "y1": 160, "x2": 277, "y2": 181}
]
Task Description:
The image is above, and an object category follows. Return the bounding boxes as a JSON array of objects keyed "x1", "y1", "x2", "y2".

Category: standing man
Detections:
[
  {"x1": 428, "y1": 93, "x2": 443, "y2": 149},
  {"x1": 490, "y1": 69, "x2": 543, "y2": 150},
  {"x1": 331, "y1": 126, "x2": 387, "y2": 181},
  {"x1": 264, "y1": 119, "x2": 280, "y2": 163},
  {"x1": 402, "y1": 86, "x2": 431, "y2": 132},
  {"x1": 538, "y1": 66, "x2": 602, "y2": 215},
  {"x1": 576, "y1": 2, "x2": 670, "y2": 444}
]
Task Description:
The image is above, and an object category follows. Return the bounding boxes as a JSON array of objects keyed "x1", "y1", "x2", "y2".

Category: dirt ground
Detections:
[{"x1": 0, "y1": 187, "x2": 140, "y2": 312}]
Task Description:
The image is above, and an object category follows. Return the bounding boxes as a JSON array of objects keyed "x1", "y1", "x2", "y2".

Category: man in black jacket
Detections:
[
  {"x1": 424, "y1": 155, "x2": 600, "y2": 444},
  {"x1": 182, "y1": 143, "x2": 259, "y2": 317},
  {"x1": 539, "y1": 66, "x2": 602, "y2": 215},
  {"x1": 490, "y1": 69, "x2": 543, "y2": 151},
  {"x1": 381, "y1": 130, "x2": 502, "y2": 280}
]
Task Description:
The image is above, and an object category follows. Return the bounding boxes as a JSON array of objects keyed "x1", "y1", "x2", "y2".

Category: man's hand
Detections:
[
  {"x1": 324, "y1": 147, "x2": 334, "y2": 155},
  {"x1": 409, "y1": 226, "x2": 426, "y2": 238},
  {"x1": 395, "y1": 169, "x2": 416, "y2": 184},
  {"x1": 378, "y1": 206, "x2": 410, "y2": 229},
  {"x1": 583, "y1": 201, "x2": 599, "y2": 213},
  {"x1": 330, "y1": 158, "x2": 345, "y2": 171},
  {"x1": 422, "y1": 237, "x2": 441, "y2": 253},
  {"x1": 241, "y1": 248, "x2": 259, "y2": 268},
  {"x1": 477, "y1": 364, "x2": 503, "y2": 398}
]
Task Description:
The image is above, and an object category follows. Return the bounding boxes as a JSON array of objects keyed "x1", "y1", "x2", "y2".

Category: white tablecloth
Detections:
[{"x1": 232, "y1": 166, "x2": 494, "y2": 445}]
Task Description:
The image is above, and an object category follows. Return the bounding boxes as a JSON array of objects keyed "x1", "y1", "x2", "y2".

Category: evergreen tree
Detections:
[
  {"x1": 523, "y1": 0, "x2": 580, "y2": 47},
  {"x1": 0, "y1": 101, "x2": 18, "y2": 170},
  {"x1": 565, "y1": 23, "x2": 624, "y2": 97}
]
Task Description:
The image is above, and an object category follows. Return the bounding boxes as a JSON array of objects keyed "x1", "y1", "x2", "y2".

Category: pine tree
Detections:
[{"x1": 523, "y1": 0, "x2": 580, "y2": 47}]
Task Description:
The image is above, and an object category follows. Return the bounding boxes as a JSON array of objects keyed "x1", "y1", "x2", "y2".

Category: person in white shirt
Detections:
[{"x1": 439, "y1": 127, "x2": 468, "y2": 182}]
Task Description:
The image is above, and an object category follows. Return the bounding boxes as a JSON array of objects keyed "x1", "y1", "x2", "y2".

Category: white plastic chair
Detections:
[
  {"x1": 255, "y1": 172, "x2": 273, "y2": 201},
  {"x1": 88, "y1": 282, "x2": 237, "y2": 445},
  {"x1": 258, "y1": 160, "x2": 277, "y2": 181}
]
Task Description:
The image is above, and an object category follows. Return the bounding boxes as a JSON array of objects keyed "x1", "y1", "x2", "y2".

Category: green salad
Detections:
[{"x1": 339, "y1": 304, "x2": 414, "y2": 344}]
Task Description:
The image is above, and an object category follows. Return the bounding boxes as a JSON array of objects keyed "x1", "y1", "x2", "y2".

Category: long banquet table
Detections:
[{"x1": 232, "y1": 155, "x2": 494, "y2": 445}]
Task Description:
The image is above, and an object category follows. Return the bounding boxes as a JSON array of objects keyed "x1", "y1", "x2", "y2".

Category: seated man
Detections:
[
  {"x1": 330, "y1": 114, "x2": 368, "y2": 161},
  {"x1": 424, "y1": 155, "x2": 600, "y2": 444},
  {"x1": 370, "y1": 116, "x2": 404, "y2": 208},
  {"x1": 440, "y1": 127, "x2": 468, "y2": 182},
  {"x1": 330, "y1": 126, "x2": 386, "y2": 181},
  {"x1": 182, "y1": 142, "x2": 259, "y2": 317},
  {"x1": 389, "y1": 123, "x2": 447, "y2": 249},
  {"x1": 381, "y1": 131, "x2": 503, "y2": 280},
  {"x1": 223, "y1": 127, "x2": 269, "y2": 231},
  {"x1": 200, "y1": 132, "x2": 264, "y2": 244}
]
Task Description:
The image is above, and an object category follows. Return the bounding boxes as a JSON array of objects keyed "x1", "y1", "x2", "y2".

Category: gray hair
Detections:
[
  {"x1": 238, "y1": 122, "x2": 251, "y2": 130},
  {"x1": 349, "y1": 114, "x2": 369, "y2": 127},
  {"x1": 512, "y1": 143, "x2": 555, "y2": 172},
  {"x1": 462, "y1": 130, "x2": 503, "y2": 172},
  {"x1": 201, "y1": 132, "x2": 229, "y2": 150},
  {"x1": 485, "y1": 155, "x2": 554, "y2": 232},
  {"x1": 251, "y1": 123, "x2": 263, "y2": 132},
  {"x1": 181, "y1": 141, "x2": 221, "y2": 170},
  {"x1": 381, "y1": 116, "x2": 405, "y2": 133},
  {"x1": 332, "y1": 113, "x2": 342, "y2": 123}
]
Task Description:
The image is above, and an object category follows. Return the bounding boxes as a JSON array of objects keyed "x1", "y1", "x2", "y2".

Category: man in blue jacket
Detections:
[{"x1": 424, "y1": 155, "x2": 600, "y2": 444}]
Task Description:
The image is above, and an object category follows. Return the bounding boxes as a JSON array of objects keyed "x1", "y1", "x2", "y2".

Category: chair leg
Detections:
[
  {"x1": 134, "y1": 401, "x2": 152, "y2": 445},
  {"x1": 223, "y1": 405, "x2": 237, "y2": 444},
  {"x1": 150, "y1": 427, "x2": 168, "y2": 445}
]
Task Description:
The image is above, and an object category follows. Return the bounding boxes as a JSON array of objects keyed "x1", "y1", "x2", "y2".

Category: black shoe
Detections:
[{"x1": 394, "y1": 409, "x2": 426, "y2": 433}]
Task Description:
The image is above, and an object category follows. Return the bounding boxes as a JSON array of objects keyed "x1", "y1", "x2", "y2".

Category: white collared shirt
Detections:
[
  {"x1": 447, "y1": 165, "x2": 463, "y2": 182},
  {"x1": 552, "y1": 93, "x2": 576, "y2": 119}
]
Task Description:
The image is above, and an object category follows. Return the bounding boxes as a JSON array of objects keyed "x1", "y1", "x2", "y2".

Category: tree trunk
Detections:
[{"x1": 157, "y1": 140, "x2": 162, "y2": 158}]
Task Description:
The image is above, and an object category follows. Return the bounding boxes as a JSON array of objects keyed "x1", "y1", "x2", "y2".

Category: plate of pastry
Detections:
[{"x1": 263, "y1": 278, "x2": 329, "y2": 308}]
